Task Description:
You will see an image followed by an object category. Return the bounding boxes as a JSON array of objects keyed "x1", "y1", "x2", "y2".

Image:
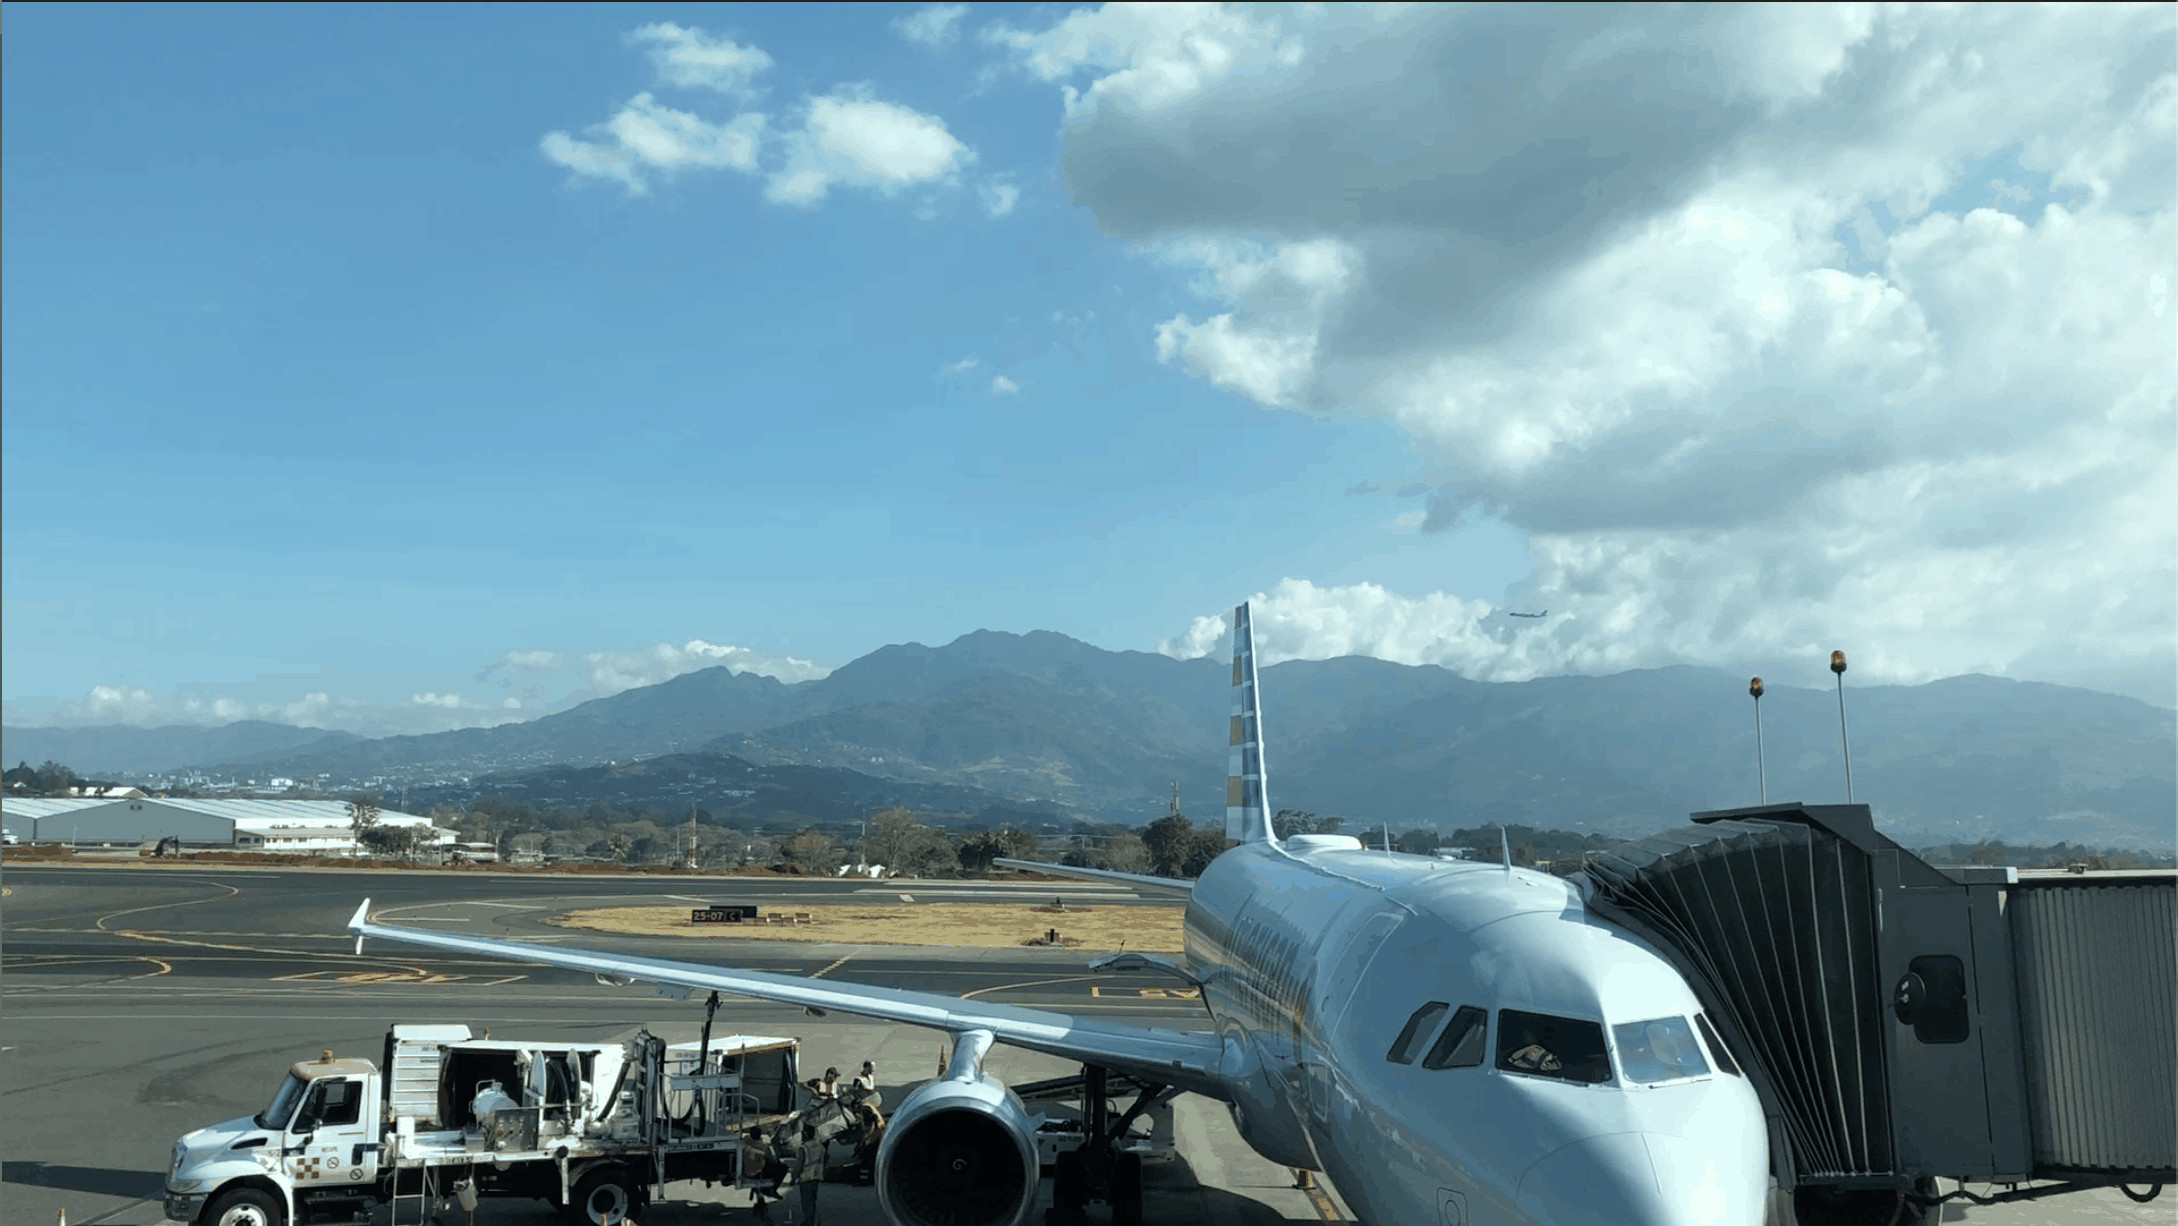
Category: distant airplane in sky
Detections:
[
  {"x1": 351, "y1": 601, "x2": 1767, "y2": 1226},
  {"x1": 1509, "y1": 609, "x2": 1548, "y2": 618}
]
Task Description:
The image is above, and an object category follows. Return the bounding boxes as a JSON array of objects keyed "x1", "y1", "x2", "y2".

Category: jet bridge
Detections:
[{"x1": 1580, "y1": 801, "x2": 2173, "y2": 1223}]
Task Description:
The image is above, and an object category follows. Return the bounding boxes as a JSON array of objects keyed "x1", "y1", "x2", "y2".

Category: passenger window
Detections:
[
  {"x1": 1386, "y1": 1002, "x2": 1450, "y2": 1065},
  {"x1": 1694, "y1": 1013, "x2": 1741, "y2": 1077},
  {"x1": 298, "y1": 1078, "x2": 361, "y2": 1130},
  {"x1": 1495, "y1": 1009, "x2": 1612, "y2": 1085},
  {"x1": 1420, "y1": 1006, "x2": 1488, "y2": 1069},
  {"x1": 314, "y1": 1079, "x2": 362, "y2": 1127},
  {"x1": 1612, "y1": 1016, "x2": 1710, "y2": 1084}
]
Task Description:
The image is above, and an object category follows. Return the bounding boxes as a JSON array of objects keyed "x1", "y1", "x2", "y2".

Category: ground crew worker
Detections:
[
  {"x1": 746, "y1": 1128, "x2": 788, "y2": 1221},
  {"x1": 850, "y1": 1060, "x2": 879, "y2": 1109},
  {"x1": 795, "y1": 1125, "x2": 827, "y2": 1226},
  {"x1": 852, "y1": 1102, "x2": 887, "y2": 1185}
]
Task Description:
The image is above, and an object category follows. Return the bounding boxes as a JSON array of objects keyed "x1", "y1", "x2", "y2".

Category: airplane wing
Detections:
[
  {"x1": 346, "y1": 899, "x2": 1227, "y2": 1097},
  {"x1": 992, "y1": 857, "x2": 1195, "y2": 898}
]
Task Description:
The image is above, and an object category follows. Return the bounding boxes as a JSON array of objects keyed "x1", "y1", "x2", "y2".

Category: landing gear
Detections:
[{"x1": 1044, "y1": 1065, "x2": 1169, "y2": 1225}]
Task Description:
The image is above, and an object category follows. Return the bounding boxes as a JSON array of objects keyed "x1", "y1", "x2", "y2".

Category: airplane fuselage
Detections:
[{"x1": 1184, "y1": 839, "x2": 1770, "y2": 1226}]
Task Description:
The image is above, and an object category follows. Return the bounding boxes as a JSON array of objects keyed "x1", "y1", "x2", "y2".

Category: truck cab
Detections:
[{"x1": 165, "y1": 1052, "x2": 381, "y2": 1226}]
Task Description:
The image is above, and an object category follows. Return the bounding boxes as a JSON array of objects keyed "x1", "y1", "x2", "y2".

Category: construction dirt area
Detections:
[{"x1": 550, "y1": 900, "x2": 1187, "y2": 951}]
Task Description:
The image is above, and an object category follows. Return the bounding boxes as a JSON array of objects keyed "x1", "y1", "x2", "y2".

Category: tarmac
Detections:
[{"x1": 2, "y1": 862, "x2": 2170, "y2": 1226}]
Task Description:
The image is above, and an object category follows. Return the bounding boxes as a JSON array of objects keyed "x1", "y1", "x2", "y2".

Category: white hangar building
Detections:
[{"x1": 0, "y1": 796, "x2": 450, "y2": 854}]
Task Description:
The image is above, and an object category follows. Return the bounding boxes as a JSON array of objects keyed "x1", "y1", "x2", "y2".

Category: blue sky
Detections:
[{"x1": 5, "y1": 4, "x2": 2171, "y2": 733}]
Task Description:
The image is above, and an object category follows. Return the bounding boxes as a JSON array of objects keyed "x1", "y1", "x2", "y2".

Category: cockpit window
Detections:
[
  {"x1": 1420, "y1": 1005, "x2": 1488, "y2": 1069},
  {"x1": 1612, "y1": 1016, "x2": 1711, "y2": 1084},
  {"x1": 1386, "y1": 1002, "x2": 1450, "y2": 1065},
  {"x1": 1495, "y1": 1009, "x2": 1612, "y2": 1084},
  {"x1": 1694, "y1": 1012, "x2": 1742, "y2": 1078}
]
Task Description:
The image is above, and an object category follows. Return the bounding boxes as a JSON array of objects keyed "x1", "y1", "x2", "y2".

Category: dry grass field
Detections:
[{"x1": 549, "y1": 901, "x2": 1186, "y2": 951}]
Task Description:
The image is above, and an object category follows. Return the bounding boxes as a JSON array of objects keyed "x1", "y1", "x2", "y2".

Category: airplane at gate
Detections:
[{"x1": 349, "y1": 602, "x2": 1769, "y2": 1226}]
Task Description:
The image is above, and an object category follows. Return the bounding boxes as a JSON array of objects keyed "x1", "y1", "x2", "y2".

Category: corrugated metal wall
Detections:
[{"x1": 2010, "y1": 881, "x2": 2177, "y2": 1174}]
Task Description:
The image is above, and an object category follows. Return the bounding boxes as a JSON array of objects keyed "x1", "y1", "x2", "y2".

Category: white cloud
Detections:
[
  {"x1": 1036, "y1": 4, "x2": 2175, "y2": 703},
  {"x1": 766, "y1": 91, "x2": 974, "y2": 206},
  {"x1": 3, "y1": 684, "x2": 533, "y2": 739},
  {"x1": 990, "y1": 374, "x2": 1021, "y2": 394},
  {"x1": 542, "y1": 93, "x2": 765, "y2": 194},
  {"x1": 942, "y1": 354, "x2": 981, "y2": 374},
  {"x1": 1159, "y1": 579, "x2": 1512, "y2": 675},
  {"x1": 480, "y1": 649, "x2": 562, "y2": 677},
  {"x1": 628, "y1": 22, "x2": 773, "y2": 93},
  {"x1": 985, "y1": 2, "x2": 1306, "y2": 122},
  {"x1": 5, "y1": 636, "x2": 838, "y2": 738},
  {"x1": 546, "y1": 31, "x2": 979, "y2": 212},
  {"x1": 896, "y1": 4, "x2": 970, "y2": 48},
  {"x1": 980, "y1": 178, "x2": 1021, "y2": 217},
  {"x1": 573, "y1": 638, "x2": 831, "y2": 697}
]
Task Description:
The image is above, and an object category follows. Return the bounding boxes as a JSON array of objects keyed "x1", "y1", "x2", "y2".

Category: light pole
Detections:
[
  {"x1": 1750, "y1": 676, "x2": 1767, "y2": 804},
  {"x1": 1832, "y1": 650, "x2": 1854, "y2": 803}
]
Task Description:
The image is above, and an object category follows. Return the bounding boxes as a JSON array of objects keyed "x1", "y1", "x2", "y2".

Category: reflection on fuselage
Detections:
[{"x1": 1186, "y1": 842, "x2": 1769, "y2": 1226}]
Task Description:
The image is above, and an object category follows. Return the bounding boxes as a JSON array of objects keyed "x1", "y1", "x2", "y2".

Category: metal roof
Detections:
[
  {"x1": 146, "y1": 797, "x2": 435, "y2": 830},
  {"x1": 1, "y1": 797, "x2": 124, "y2": 819}
]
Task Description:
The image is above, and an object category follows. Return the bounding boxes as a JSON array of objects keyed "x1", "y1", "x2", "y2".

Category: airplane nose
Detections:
[{"x1": 1515, "y1": 1132, "x2": 1761, "y2": 1226}]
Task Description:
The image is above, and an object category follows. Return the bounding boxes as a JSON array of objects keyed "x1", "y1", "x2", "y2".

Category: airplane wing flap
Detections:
[{"x1": 348, "y1": 902, "x2": 1226, "y2": 1097}]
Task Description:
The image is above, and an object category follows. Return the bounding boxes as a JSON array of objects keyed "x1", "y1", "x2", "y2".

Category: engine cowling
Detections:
[{"x1": 874, "y1": 1074, "x2": 1041, "y2": 1226}]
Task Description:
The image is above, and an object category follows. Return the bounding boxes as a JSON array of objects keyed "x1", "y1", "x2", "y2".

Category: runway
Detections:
[
  {"x1": 1, "y1": 863, "x2": 1327, "y2": 1226},
  {"x1": 3, "y1": 863, "x2": 2167, "y2": 1226}
]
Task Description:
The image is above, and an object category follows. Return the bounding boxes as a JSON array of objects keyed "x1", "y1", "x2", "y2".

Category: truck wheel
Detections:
[
  {"x1": 1110, "y1": 1151, "x2": 1145, "y2": 1225},
  {"x1": 204, "y1": 1187, "x2": 284, "y2": 1226},
  {"x1": 567, "y1": 1166, "x2": 647, "y2": 1226}
]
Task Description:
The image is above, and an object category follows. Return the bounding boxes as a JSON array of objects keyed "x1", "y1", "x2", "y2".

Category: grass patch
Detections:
[{"x1": 549, "y1": 901, "x2": 1184, "y2": 951}]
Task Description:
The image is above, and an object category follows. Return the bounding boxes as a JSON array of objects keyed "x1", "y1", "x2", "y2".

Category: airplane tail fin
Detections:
[{"x1": 1226, "y1": 602, "x2": 1279, "y2": 846}]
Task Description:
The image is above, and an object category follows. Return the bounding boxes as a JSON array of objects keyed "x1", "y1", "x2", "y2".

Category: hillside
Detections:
[{"x1": 13, "y1": 633, "x2": 2172, "y2": 848}]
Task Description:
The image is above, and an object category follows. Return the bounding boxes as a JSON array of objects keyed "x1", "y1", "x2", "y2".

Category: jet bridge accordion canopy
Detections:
[
  {"x1": 1585, "y1": 813, "x2": 1893, "y2": 1181},
  {"x1": 1582, "y1": 802, "x2": 2176, "y2": 1192}
]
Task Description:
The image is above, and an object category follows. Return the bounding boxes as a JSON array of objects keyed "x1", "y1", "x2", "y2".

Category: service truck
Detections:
[{"x1": 164, "y1": 1024, "x2": 802, "y2": 1226}]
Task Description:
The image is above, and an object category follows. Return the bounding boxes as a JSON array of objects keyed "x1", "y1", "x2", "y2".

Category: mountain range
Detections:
[{"x1": 7, "y1": 631, "x2": 2172, "y2": 847}]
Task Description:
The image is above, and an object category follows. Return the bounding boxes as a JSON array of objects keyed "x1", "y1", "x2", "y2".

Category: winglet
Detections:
[
  {"x1": 1500, "y1": 827, "x2": 1512, "y2": 875},
  {"x1": 1225, "y1": 602, "x2": 1278, "y2": 846},
  {"x1": 349, "y1": 898, "x2": 370, "y2": 956}
]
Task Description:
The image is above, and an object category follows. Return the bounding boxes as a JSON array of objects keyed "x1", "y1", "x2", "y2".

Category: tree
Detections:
[
  {"x1": 1142, "y1": 814, "x2": 1201, "y2": 878},
  {"x1": 859, "y1": 809, "x2": 958, "y2": 878},
  {"x1": 1397, "y1": 828, "x2": 1442, "y2": 856},
  {"x1": 1273, "y1": 809, "x2": 1344, "y2": 838},
  {"x1": 778, "y1": 827, "x2": 844, "y2": 874},
  {"x1": 1182, "y1": 828, "x2": 1229, "y2": 877},
  {"x1": 958, "y1": 828, "x2": 1041, "y2": 873},
  {"x1": 348, "y1": 796, "x2": 383, "y2": 851},
  {"x1": 1097, "y1": 832, "x2": 1152, "y2": 874},
  {"x1": 359, "y1": 823, "x2": 425, "y2": 861},
  {"x1": 5, "y1": 760, "x2": 80, "y2": 795}
]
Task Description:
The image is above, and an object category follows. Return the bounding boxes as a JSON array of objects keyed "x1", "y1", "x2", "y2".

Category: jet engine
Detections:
[{"x1": 874, "y1": 1074, "x2": 1041, "y2": 1226}]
